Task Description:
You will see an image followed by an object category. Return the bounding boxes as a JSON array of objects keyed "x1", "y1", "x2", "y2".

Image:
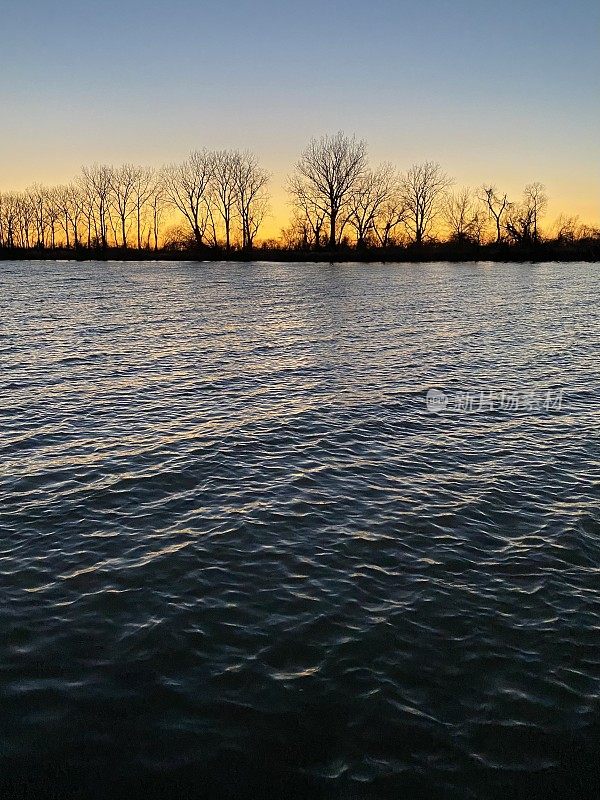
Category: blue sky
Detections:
[{"x1": 1, "y1": 0, "x2": 598, "y2": 227}]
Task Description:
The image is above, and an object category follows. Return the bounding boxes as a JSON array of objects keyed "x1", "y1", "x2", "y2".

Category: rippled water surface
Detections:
[{"x1": 1, "y1": 260, "x2": 599, "y2": 799}]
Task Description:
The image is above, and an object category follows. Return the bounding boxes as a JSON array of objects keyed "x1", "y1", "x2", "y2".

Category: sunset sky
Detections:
[{"x1": 1, "y1": 0, "x2": 598, "y2": 236}]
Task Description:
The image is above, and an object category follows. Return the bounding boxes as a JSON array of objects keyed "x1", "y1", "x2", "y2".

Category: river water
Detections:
[{"x1": 1, "y1": 260, "x2": 599, "y2": 798}]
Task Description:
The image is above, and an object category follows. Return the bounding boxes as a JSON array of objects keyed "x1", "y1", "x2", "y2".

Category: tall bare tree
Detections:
[
  {"x1": 481, "y1": 185, "x2": 509, "y2": 244},
  {"x1": 109, "y1": 164, "x2": 137, "y2": 248},
  {"x1": 400, "y1": 162, "x2": 452, "y2": 245},
  {"x1": 56, "y1": 185, "x2": 74, "y2": 248},
  {"x1": 46, "y1": 187, "x2": 61, "y2": 248},
  {"x1": 61, "y1": 183, "x2": 84, "y2": 249},
  {"x1": 523, "y1": 182, "x2": 547, "y2": 243},
  {"x1": 16, "y1": 193, "x2": 34, "y2": 248},
  {"x1": 210, "y1": 150, "x2": 238, "y2": 251},
  {"x1": 132, "y1": 166, "x2": 155, "y2": 249},
  {"x1": 291, "y1": 132, "x2": 367, "y2": 249},
  {"x1": 28, "y1": 185, "x2": 49, "y2": 248},
  {"x1": 80, "y1": 165, "x2": 112, "y2": 248},
  {"x1": 148, "y1": 177, "x2": 167, "y2": 250},
  {"x1": 162, "y1": 151, "x2": 213, "y2": 247},
  {"x1": 234, "y1": 151, "x2": 269, "y2": 250},
  {"x1": 78, "y1": 180, "x2": 96, "y2": 248},
  {"x1": 0, "y1": 192, "x2": 18, "y2": 248}
]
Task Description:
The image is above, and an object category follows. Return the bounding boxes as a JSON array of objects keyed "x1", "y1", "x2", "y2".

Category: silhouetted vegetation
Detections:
[{"x1": 0, "y1": 132, "x2": 598, "y2": 261}]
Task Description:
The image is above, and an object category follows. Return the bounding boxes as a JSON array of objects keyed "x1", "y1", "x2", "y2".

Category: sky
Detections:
[{"x1": 0, "y1": 0, "x2": 598, "y2": 236}]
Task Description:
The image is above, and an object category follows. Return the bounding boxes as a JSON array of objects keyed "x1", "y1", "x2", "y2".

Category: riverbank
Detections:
[{"x1": 1, "y1": 239, "x2": 599, "y2": 263}]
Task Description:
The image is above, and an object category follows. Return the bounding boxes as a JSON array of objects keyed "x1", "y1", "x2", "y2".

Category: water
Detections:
[{"x1": 1, "y1": 260, "x2": 599, "y2": 799}]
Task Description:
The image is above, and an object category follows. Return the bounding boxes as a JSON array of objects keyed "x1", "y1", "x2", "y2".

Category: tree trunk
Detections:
[{"x1": 329, "y1": 210, "x2": 336, "y2": 249}]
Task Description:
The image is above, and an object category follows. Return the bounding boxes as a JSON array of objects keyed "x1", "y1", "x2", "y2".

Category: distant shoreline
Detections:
[{"x1": 1, "y1": 241, "x2": 599, "y2": 264}]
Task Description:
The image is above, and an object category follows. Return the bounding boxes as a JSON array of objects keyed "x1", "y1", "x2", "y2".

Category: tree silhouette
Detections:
[
  {"x1": 234, "y1": 151, "x2": 269, "y2": 251},
  {"x1": 481, "y1": 185, "x2": 509, "y2": 244},
  {"x1": 400, "y1": 162, "x2": 452, "y2": 245},
  {"x1": 162, "y1": 151, "x2": 213, "y2": 248},
  {"x1": 346, "y1": 164, "x2": 397, "y2": 248},
  {"x1": 291, "y1": 132, "x2": 367, "y2": 249},
  {"x1": 444, "y1": 187, "x2": 486, "y2": 244}
]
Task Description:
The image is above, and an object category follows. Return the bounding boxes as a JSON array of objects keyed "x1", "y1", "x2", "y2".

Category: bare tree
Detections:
[
  {"x1": 481, "y1": 185, "x2": 509, "y2": 243},
  {"x1": 78, "y1": 180, "x2": 97, "y2": 248},
  {"x1": 56, "y1": 185, "x2": 73, "y2": 248},
  {"x1": 108, "y1": 164, "x2": 155, "y2": 249},
  {"x1": 372, "y1": 190, "x2": 407, "y2": 248},
  {"x1": 444, "y1": 187, "x2": 486, "y2": 244},
  {"x1": 0, "y1": 192, "x2": 18, "y2": 248},
  {"x1": 210, "y1": 150, "x2": 239, "y2": 251},
  {"x1": 234, "y1": 150, "x2": 269, "y2": 250},
  {"x1": 28, "y1": 185, "x2": 49, "y2": 248},
  {"x1": 55, "y1": 183, "x2": 84, "y2": 249},
  {"x1": 552, "y1": 214, "x2": 581, "y2": 242},
  {"x1": 346, "y1": 163, "x2": 397, "y2": 247},
  {"x1": 162, "y1": 151, "x2": 213, "y2": 247},
  {"x1": 523, "y1": 182, "x2": 547, "y2": 243},
  {"x1": 0, "y1": 193, "x2": 5, "y2": 247},
  {"x1": 504, "y1": 202, "x2": 535, "y2": 245},
  {"x1": 162, "y1": 224, "x2": 195, "y2": 250},
  {"x1": 244, "y1": 193, "x2": 268, "y2": 250},
  {"x1": 578, "y1": 224, "x2": 600, "y2": 239},
  {"x1": 148, "y1": 177, "x2": 167, "y2": 250},
  {"x1": 109, "y1": 164, "x2": 137, "y2": 247},
  {"x1": 504, "y1": 183, "x2": 548, "y2": 245},
  {"x1": 80, "y1": 165, "x2": 112, "y2": 248},
  {"x1": 291, "y1": 132, "x2": 367, "y2": 249},
  {"x1": 400, "y1": 162, "x2": 452, "y2": 245},
  {"x1": 504, "y1": 186, "x2": 544, "y2": 245},
  {"x1": 132, "y1": 166, "x2": 156, "y2": 249},
  {"x1": 46, "y1": 187, "x2": 61, "y2": 248},
  {"x1": 280, "y1": 213, "x2": 312, "y2": 250},
  {"x1": 16, "y1": 193, "x2": 35, "y2": 248},
  {"x1": 288, "y1": 176, "x2": 327, "y2": 249}
]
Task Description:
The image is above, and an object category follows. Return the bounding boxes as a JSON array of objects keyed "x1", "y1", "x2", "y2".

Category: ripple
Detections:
[{"x1": 1, "y1": 260, "x2": 599, "y2": 799}]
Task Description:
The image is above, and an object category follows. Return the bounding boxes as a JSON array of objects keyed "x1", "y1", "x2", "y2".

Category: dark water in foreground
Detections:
[{"x1": 1, "y1": 260, "x2": 599, "y2": 799}]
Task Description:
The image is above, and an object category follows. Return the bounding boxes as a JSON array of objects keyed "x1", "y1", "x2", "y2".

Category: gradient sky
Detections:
[{"x1": 1, "y1": 0, "x2": 598, "y2": 235}]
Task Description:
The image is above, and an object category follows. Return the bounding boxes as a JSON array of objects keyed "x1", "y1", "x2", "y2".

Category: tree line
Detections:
[
  {"x1": 0, "y1": 132, "x2": 597, "y2": 254},
  {"x1": 283, "y1": 132, "x2": 596, "y2": 250},
  {"x1": 0, "y1": 150, "x2": 268, "y2": 252}
]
